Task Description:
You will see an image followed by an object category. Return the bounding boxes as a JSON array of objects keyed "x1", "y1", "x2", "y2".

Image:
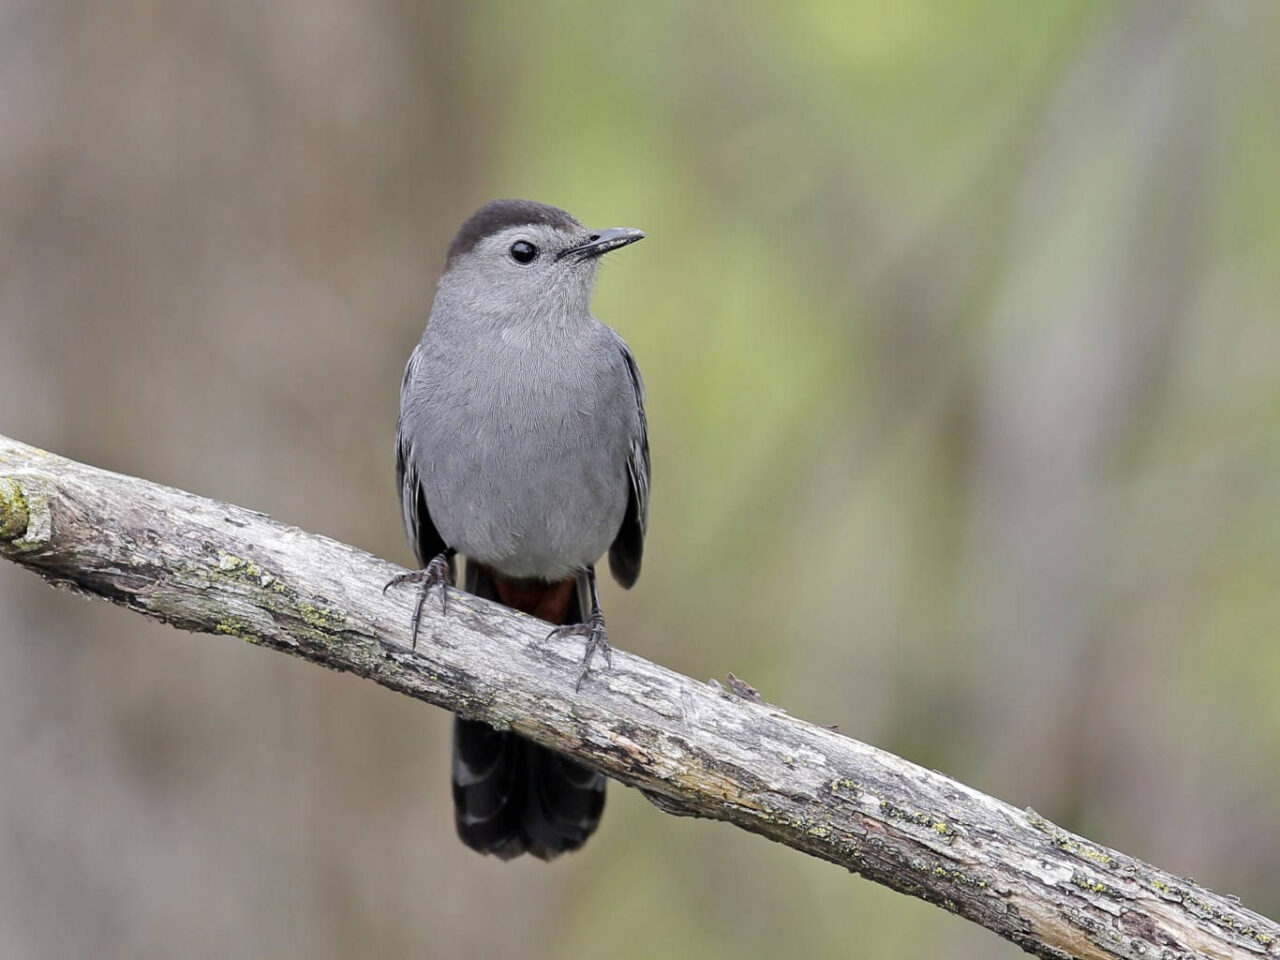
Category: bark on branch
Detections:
[{"x1": 0, "y1": 433, "x2": 1274, "y2": 960}]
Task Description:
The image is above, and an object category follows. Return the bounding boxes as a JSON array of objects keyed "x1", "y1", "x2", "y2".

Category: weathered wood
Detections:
[{"x1": 0, "y1": 433, "x2": 1274, "y2": 960}]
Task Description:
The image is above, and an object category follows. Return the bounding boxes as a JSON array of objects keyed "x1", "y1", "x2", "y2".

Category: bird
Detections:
[{"x1": 387, "y1": 198, "x2": 650, "y2": 860}]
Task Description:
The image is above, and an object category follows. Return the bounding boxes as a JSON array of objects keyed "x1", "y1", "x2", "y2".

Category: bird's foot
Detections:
[
  {"x1": 383, "y1": 551, "x2": 454, "y2": 649},
  {"x1": 548, "y1": 608, "x2": 612, "y2": 691}
]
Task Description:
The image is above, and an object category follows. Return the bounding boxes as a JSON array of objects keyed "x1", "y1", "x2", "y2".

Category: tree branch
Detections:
[{"x1": 0, "y1": 433, "x2": 1274, "y2": 960}]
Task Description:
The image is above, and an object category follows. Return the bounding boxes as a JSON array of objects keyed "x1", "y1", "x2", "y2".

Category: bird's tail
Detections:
[{"x1": 451, "y1": 561, "x2": 606, "y2": 860}]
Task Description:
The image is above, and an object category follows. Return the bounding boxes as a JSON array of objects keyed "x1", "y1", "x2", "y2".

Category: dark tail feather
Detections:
[
  {"x1": 451, "y1": 562, "x2": 605, "y2": 860},
  {"x1": 452, "y1": 717, "x2": 526, "y2": 860}
]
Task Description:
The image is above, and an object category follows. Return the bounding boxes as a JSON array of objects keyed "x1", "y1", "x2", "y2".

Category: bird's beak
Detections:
[{"x1": 559, "y1": 227, "x2": 645, "y2": 261}]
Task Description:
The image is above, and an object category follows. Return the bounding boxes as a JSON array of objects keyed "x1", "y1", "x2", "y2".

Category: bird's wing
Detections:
[
  {"x1": 608, "y1": 335, "x2": 649, "y2": 589},
  {"x1": 396, "y1": 343, "x2": 447, "y2": 566}
]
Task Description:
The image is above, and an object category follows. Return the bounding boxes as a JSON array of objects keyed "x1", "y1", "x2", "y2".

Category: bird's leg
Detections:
[
  {"x1": 547, "y1": 565, "x2": 612, "y2": 691},
  {"x1": 383, "y1": 548, "x2": 456, "y2": 649}
]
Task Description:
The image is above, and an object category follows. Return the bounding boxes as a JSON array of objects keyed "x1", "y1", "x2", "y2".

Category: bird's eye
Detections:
[{"x1": 509, "y1": 240, "x2": 538, "y2": 264}]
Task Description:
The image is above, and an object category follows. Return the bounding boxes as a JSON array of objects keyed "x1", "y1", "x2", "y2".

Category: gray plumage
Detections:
[
  {"x1": 400, "y1": 303, "x2": 644, "y2": 581},
  {"x1": 392, "y1": 198, "x2": 649, "y2": 860},
  {"x1": 397, "y1": 203, "x2": 648, "y2": 585}
]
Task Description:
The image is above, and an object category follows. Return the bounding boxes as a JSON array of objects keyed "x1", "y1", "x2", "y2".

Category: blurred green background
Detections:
[{"x1": 2, "y1": 2, "x2": 1279, "y2": 957}]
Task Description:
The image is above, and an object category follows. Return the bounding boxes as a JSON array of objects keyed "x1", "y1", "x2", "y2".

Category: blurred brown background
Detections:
[{"x1": 2, "y1": 2, "x2": 1279, "y2": 957}]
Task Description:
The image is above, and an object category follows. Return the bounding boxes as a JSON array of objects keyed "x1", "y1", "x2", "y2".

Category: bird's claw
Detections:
[
  {"x1": 547, "y1": 609, "x2": 611, "y2": 691},
  {"x1": 384, "y1": 552, "x2": 454, "y2": 649}
]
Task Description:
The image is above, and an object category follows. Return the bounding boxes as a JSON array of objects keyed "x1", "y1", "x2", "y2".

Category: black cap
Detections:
[{"x1": 446, "y1": 199, "x2": 581, "y2": 267}]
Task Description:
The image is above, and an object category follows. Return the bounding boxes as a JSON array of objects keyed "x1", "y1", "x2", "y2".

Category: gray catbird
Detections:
[{"x1": 388, "y1": 199, "x2": 650, "y2": 860}]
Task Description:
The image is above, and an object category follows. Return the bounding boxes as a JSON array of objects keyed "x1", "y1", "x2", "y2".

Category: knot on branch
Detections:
[
  {"x1": 0, "y1": 476, "x2": 30, "y2": 541},
  {"x1": 0, "y1": 475, "x2": 51, "y2": 549}
]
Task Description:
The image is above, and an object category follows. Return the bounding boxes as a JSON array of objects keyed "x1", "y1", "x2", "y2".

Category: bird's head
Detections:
[{"x1": 435, "y1": 199, "x2": 644, "y2": 327}]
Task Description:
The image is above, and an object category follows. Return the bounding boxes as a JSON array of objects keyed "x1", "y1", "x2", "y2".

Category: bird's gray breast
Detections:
[{"x1": 403, "y1": 318, "x2": 636, "y2": 580}]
